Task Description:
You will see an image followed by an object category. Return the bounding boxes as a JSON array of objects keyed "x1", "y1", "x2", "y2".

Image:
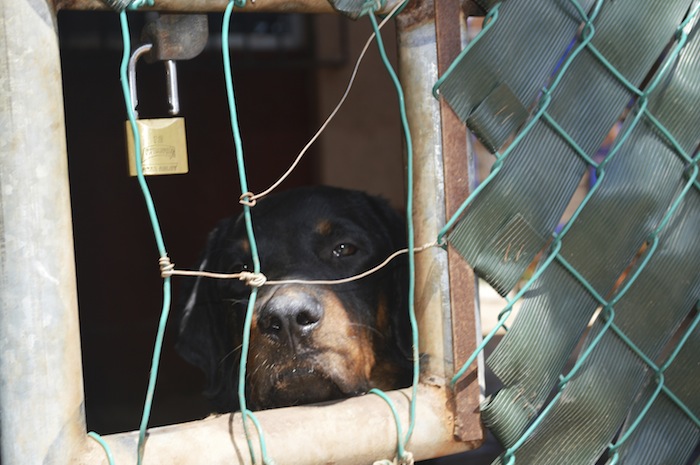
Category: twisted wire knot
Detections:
[
  {"x1": 239, "y1": 271, "x2": 267, "y2": 288},
  {"x1": 373, "y1": 452, "x2": 413, "y2": 465},
  {"x1": 362, "y1": 0, "x2": 384, "y2": 14},
  {"x1": 239, "y1": 192, "x2": 257, "y2": 207},
  {"x1": 159, "y1": 256, "x2": 175, "y2": 278}
]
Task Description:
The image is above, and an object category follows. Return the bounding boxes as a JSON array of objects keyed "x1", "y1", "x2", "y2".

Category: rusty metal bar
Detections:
[
  {"x1": 0, "y1": 1, "x2": 86, "y2": 464},
  {"x1": 434, "y1": 0, "x2": 482, "y2": 443},
  {"x1": 78, "y1": 385, "x2": 471, "y2": 464},
  {"x1": 53, "y1": 0, "x2": 402, "y2": 14},
  {"x1": 396, "y1": 0, "x2": 482, "y2": 446}
]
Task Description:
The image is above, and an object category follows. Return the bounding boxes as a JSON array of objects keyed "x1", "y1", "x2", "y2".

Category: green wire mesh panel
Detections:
[{"x1": 435, "y1": 1, "x2": 700, "y2": 464}]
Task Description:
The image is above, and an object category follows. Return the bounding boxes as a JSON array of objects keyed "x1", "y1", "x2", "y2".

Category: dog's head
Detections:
[{"x1": 176, "y1": 186, "x2": 411, "y2": 412}]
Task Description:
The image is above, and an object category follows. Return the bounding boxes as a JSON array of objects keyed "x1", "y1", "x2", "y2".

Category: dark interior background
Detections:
[{"x1": 59, "y1": 10, "x2": 323, "y2": 434}]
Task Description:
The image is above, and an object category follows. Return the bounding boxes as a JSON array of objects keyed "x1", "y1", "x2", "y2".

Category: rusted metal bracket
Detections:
[
  {"x1": 434, "y1": 0, "x2": 483, "y2": 444},
  {"x1": 141, "y1": 14, "x2": 209, "y2": 62},
  {"x1": 396, "y1": 0, "x2": 483, "y2": 447}
]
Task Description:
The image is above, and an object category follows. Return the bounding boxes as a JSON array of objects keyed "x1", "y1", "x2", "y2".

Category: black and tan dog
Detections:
[{"x1": 177, "y1": 186, "x2": 412, "y2": 412}]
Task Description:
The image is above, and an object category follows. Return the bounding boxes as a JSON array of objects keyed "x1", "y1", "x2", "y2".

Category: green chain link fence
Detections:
[{"x1": 435, "y1": 1, "x2": 700, "y2": 464}]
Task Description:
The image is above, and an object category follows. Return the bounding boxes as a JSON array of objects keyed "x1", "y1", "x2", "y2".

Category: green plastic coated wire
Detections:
[
  {"x1": 432, "y1": 3, "x2": 500, "y2": 99},
  {"x1": 221, "y1": 2, "x2": 274, "y2": 465},
  {"x1": 89, "y1": 6, "x2": 174, "y2": 465},
  {"x1": 450, "y1": 237, "x2": 564, "y2": 387},
  {"x1": 445, "y1": 4, "x2": 700, "y2": 462},
  {"x1": 88, "y1": 431, "x2": 116, "y2": 465},
  {"x1": 447, "y1": 0, "x2": 699, "y2": 389},
  {"x1": 436, "y1": 0, "x2": 606, "y2": 244},
  {"x1": 595, "y1": 313, "x2": 700, "y2": 453},
  {"x1": 368, "y1": 8, "x2": 419, "y2": 452},
  {"x1": 437, "y1": 83, "x2": 553, "y2": 242},
  {"x1": 369, "y1": 389, "x2": 407, "y2": 461},
  {"x1": 127, "y1": 0, "x2": 154, "y2": 9},
  {"x1": 117, "y1": 10, "x2": 175, "y2": 465}
]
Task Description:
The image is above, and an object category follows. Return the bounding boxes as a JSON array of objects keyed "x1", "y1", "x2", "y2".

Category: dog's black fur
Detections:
[{"x1": 177, "y1": 186, "x2": 412, "y2": 412}]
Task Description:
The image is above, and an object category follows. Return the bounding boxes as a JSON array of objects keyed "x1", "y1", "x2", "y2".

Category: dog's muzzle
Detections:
[{"x1": 257, "y1": 289, "x2": 324, "y2": 353}]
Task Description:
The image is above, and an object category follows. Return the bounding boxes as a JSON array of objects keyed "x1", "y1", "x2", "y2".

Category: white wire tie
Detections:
[
  {"x1": 158, "y1": 256, "x2": 175, "y2": 278},
  {"x1": 239, "y1": 192, "x2": 257, "y2": 207},
  {"x1": 239, "y1": 271, "x2": 267, "y2": 287},
  {"x1": 373, "y1": 452, "x2": 413, "y2": 465}
]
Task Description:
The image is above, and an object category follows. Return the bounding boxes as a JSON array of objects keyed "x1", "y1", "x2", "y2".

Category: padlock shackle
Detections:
[
  {"x1": 128, "y1": 43, "x2": 180, "y2": 117},
  {"x1": 165, "y1": 60, "x2": 180, "y2": 116},
  {"x1": 128, "y1": 43, "x2": 153, "y2": 118}
]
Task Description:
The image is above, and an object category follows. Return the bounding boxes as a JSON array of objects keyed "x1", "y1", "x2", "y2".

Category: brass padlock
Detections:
[{"x1": 125, "y1": 44, "x2": 189, "y2": 176}]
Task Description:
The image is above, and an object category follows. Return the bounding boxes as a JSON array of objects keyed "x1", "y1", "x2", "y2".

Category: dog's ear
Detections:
[
  {"x1": 176, "y1": 222, "x2": 240, "y2": 412},
  {"x1": 364, "y1": 195, "x2": 413, "y2": 363},
  {"x1": 388, "y1": 240, "x2": 413, "y2": 365}
]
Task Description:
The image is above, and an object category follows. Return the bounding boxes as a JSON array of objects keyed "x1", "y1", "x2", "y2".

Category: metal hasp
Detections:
[
  {"x1": 0, "y1": 1, "x2": 86, "y2": 464},
  {"x1": 139, "y1": 13, "x2": 209, "y2": 115},
  {"x1": 396, "y1": 0, "x2": 483, "y2": 444},
  {"x1": 141, "y1": 14, "x2": 209, "y2": 62},
  {"x1": 133, "y1": 13, "x2": 209, "y2": 115}
]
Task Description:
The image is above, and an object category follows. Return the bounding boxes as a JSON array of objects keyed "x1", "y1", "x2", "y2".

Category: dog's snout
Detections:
[{"x1": 258, "y1": 292, "x2": 323, "y2": 348}]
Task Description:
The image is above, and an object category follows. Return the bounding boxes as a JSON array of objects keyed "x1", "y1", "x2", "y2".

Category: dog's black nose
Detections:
[{"x1": 258, "y1": 293, "x2": 323, "y2": 349}]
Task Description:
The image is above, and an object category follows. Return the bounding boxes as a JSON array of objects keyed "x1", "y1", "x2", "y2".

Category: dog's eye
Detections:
[{"x1": 332, "y1": 243, "x2": 357, "y2": 258}]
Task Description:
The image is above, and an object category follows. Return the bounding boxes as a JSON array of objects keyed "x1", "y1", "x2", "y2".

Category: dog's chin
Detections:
[{"x1": 248, "y1": 367, "x2": 364, "y2": 410}]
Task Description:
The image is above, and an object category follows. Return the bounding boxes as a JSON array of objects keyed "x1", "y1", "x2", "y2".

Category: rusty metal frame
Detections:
[{"x1": 0, "y1": 1, "x2": 482, "y2": 463}]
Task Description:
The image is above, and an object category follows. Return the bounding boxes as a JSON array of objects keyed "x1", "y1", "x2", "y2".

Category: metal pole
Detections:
[
  {"x1": 395, "y1": 0, "x2": 452, "y2": 384},
  {"x1": 396, "y1": 0, "x2": 482, "y2": 445},
  {"x1": 0, "y1": 1, "x2": 86, "y2": 464},
  {"x1": 79, "y1": 386, "x2": 471, "y2": 464},
  {"x1": 433, "y1": 0, "x2": 482, "y2": 443}
]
